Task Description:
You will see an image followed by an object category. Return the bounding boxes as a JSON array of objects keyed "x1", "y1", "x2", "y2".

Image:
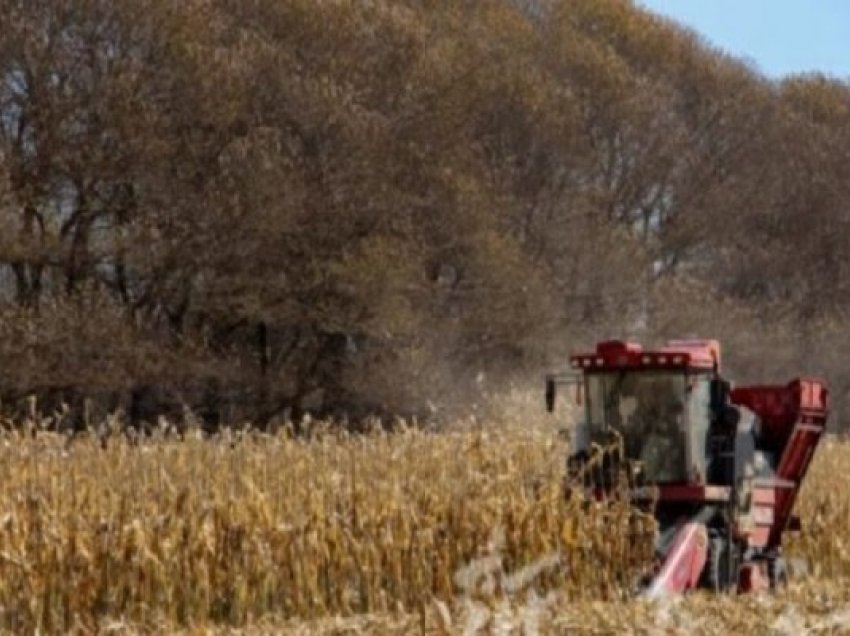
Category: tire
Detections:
[
  {"x1": 702, "y1": 536, "x2": 738, "y2": 592},
  {"x1": 702, "y1": 537, "x2": 724, "y2": 592},
  {"x1": 769, "y1": 556, "x2": 789, "y2": 589}
]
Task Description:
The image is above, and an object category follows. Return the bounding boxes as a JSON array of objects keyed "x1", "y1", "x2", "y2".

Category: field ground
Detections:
[
  {"x1": 196, "y1": 580, "x2": 850, "y2": 634},
  {"x1": 43, "y1": 579, "x2": 850, "y2": 634},
  {"x1": 0, "y1": 410, "x2": 848, "y2": 634}
]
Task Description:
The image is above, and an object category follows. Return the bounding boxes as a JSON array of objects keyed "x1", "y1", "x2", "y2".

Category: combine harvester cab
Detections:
[{"x1": 546, "y1": 339, "x2": 829, "y2": 596}]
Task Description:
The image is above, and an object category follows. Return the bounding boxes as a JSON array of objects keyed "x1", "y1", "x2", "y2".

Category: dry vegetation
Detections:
[
  {"x1": 3, "y1": 0, "x2": 850, "y2": 424},
  {"x1": 3, "y1": 1, "x2": 849, "y2": 632},
  {"x1": 0, "y1": 415, "x2": 847, "y2": 634}
]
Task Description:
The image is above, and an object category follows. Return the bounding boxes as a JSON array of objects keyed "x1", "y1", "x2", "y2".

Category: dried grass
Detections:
[{"x1": 0, "y1": 418, "x2": 844, "y2": 634}]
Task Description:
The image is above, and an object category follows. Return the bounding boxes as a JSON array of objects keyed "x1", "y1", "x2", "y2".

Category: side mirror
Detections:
[{"x1": 545, "y1": 376, "x2": 556, "y2": 413}]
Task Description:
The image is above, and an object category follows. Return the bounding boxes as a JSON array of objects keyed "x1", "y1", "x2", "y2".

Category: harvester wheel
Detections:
[
  {"x1": 769, "y1": 556, "x2": 789, "y2": 589},
  {"x1": 703, "y1": 536, "x2": 736, "y2": 592}
]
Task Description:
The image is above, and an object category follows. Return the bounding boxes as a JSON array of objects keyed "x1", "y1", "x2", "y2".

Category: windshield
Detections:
[{"x1": 585, "y1": 371, "x2": 687, "y2": 483}]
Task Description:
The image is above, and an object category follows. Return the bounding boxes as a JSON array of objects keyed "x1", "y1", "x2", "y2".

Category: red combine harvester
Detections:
[{"x1": 545, "y1": 339, "x2": 829, "y2": 596}]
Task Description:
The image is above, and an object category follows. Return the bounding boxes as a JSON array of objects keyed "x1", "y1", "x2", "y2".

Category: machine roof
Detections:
[{"x1": 570, "y1": 339, "x2": 719, "y2": 371}]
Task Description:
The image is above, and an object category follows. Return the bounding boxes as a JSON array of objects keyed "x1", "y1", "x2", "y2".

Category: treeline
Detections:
[{"x1": 1, "y1": 0, "x2": 849, "y2": 428}]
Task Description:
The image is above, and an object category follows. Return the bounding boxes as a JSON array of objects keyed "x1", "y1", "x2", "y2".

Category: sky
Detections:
[{"x1": 636, "y1": 1, "x2": 850, "y2": 79}]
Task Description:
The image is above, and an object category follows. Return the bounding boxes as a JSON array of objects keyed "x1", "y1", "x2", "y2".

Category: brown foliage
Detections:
[{"x1": 1, "y1": 0, "x2": 849, "y2": 424}]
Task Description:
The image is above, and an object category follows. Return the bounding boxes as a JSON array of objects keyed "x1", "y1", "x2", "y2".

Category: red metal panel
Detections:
[
  {"x1": 751, "y1": 488, "x2": 776, "y2": 506},
  {"x1": 732, "y1": 379, "x2": 828, "y2": 450},
  {"x1": 733, "y1": 378, "x2": 828, "y2": 549},
  {"x1": 643, "y1": 522, "x2": 708, "y2": 598},
  {"x1": 597, "y1": 340, "x2": 643, "y2": 356},
  {"x1": 748, "y1": 526, "x2": 771, "y2": 548},
  {"x1": 752, "y1": 506, "x2": 774, "y2": 526},
  {"x1": 752, "y1": 477, "x2": 796, "y2": 489},
  {"x1": 770, "y1": 419, "x2": 825, "y2": 546},
  {"x1": 658, "y1": 485, "x2": 731, "y2": 503},
  {"x1": 569, "y1": 339, "x2": 716, "y2": 371},
  {"x1": 661, "y1": 339, "x2": 720, "y2": 368},
  {"x1": 738, "y1": 562, "x2": 770, "y2": 593}
]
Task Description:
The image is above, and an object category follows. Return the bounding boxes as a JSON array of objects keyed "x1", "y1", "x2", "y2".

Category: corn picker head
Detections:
[{"x1": 546, "y1": 339, "x2": 829, "y2": 596}]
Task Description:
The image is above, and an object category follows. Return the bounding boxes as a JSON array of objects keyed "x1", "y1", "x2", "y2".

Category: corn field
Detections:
[{"x1": 0, "y1": 417, "x2": 847, "y2": 634}]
